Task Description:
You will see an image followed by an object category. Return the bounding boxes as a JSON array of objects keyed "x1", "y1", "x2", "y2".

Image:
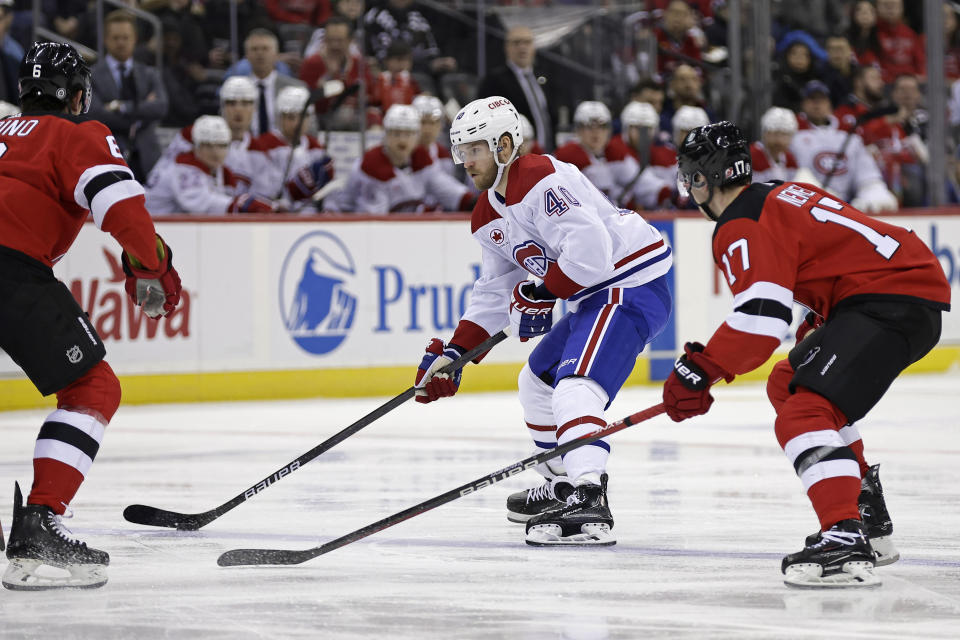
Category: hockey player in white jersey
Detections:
[
  {"x1": 751, "y1": 107, "x2": 802, "y2": 184},
  {"x1": 790, "y1": 81, "x2": 897, "y2": 213},
  {"x1": 412, "y1": 94, "x2": 455, "y2": 176},
  {"x1": 554, "y1": 101, "x2": 671, "y2": 210},
  {"x1": 250, "y1": 85, "x2": 334, "y2": 211},
  {"x1": 329, "y1": 104, "x2": 474, "y2": 213},
  {"x1": 145, "y1": 115, "x2": 278, "y2": 215},
  {"x1": 618, "y1": 100, "x2": 679, "y2": 195},
  {"x1": 413, "y1": 96, "x2": 673, "y2": 546}
]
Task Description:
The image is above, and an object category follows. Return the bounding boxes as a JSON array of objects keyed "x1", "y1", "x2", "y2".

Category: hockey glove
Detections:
[
  {"x1": 229, "y1": 193, "x2": 278, "y2": 214},
  {"x1": 795, "y1": 311, "x2": 823, "y2": 343},
  {"x1": 414, "y1": 338, "x2": 465, "y2": 404},
  {"x1": 509, "y1": 281, "x2": 556, "y2": 342},
  {"x1": 287, "y1": 156, "x2": 334, "y2": 201},
  {"x1": 121, "y1": 235, "x2": 182, "y2": 319},
  {"x1": 662, "y1": 342, "x2": 733, "y2": 422}
]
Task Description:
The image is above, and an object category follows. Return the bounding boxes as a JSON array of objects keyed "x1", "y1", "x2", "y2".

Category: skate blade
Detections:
[
  {"x1": 525, "y1": 523, "x2": 616, "y2": 547},
  {"x1": 783, "y1": 561, "x2": 881, "y2": 589},
  {"x1": 870, "y1": 535, "x2": 900, "y2": 567},
  {"x1": 2, "y1": 558, "x2": 108, "y2": 591}
]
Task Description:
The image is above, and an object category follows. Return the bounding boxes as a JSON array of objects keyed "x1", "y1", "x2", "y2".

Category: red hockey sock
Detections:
[
  {"x1": 29, "y1": 458, "x2": 84, "y2": 514},
  {"x1": 808, "y1": 476, "x2": 862, "y2": 531}
]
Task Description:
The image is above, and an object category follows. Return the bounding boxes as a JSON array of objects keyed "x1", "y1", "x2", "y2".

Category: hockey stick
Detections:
[
  {"x1": 123, "y1": 330, "x2": 509, "y2": 530},
  {"x1": 217, "y1": 402, "x2": 666, "y2": 566}
]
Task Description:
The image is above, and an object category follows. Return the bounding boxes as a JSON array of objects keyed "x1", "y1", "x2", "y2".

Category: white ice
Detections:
[{"x1": 1, "y1": 373, "x2": 959, "y2": 639}]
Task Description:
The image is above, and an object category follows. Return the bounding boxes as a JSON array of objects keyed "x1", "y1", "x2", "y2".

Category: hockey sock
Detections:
[
  {"x1": 553, "y1": 376, "x2": 609, "y2": 482},
  {"x1": 29, "y1": 409, "x2": 105, "y2": 514},
  {"x1": 775, "y1": 387, "x2": 861, "y2": 531},
  {"x1": 838, "y1": 424, "x2": 871, "y2": 477},
  {"x1": 519, "y1": 364, "x2": 565, "y2": 477}
]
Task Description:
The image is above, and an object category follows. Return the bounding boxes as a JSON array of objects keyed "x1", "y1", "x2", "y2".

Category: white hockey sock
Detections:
[{"x1": 552, "y1": 376, "x2": 609, "y2": 482}]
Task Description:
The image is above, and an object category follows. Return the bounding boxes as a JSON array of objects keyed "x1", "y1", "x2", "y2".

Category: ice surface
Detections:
[{"x1": 1, "y1": 374, "x2": 959, "y2": 639}]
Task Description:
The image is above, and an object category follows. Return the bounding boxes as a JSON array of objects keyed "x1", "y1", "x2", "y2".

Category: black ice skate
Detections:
[
  {"x1": 3, "y1": 482, "x2": 109, "y2": 590},
  {"x1": 525, "y1": 474, "x2": 615, "y2": 546},
  {"x1": 783, "y1": 519, "x2": 879, "y2": 588},
  {"x1": 804, "y1": 464, "x2": 899, "y2": 566},
  {"x1": 507, "y1": 476, "x2": 572, "y2": 523}
]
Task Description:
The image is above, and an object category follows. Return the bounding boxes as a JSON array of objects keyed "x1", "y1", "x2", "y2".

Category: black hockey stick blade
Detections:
[
  {"x1": 217, "y1": 403, "x2": 665, "y2": 566},
  {"x1": 124, "y1": 330, "x2": 509, "y2": 530}
]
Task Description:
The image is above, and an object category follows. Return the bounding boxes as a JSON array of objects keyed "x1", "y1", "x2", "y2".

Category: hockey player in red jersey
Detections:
[
  {"x1": 0, "y1": 42, "x2": 182, "y2": 590},
  {"x1": 662, "y1": 121, "x2": 950, "y2": 588}
]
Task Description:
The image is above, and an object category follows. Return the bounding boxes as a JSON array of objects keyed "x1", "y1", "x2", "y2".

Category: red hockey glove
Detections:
[
  {"x1": 795, "y1": 311, "x2": 824, "y2": 342},
  {"x1": 414, "y1": 338, "x2": 465, "y2": 403},
  {"x1": 229, "y1": 193, "x2": 277, "y2": 214},
  {"x1": 287, "y1": 156, "x2": 334, "y2": 201},
  {"x1": 121, "y1": 235, "x2": 182, "y2": 319},
  {"x1": 662, "y1": 342, "x2": 733, "y2": 422},
  {"x1": 509, "y1": 281, "x2": 556, "y2": 342}
]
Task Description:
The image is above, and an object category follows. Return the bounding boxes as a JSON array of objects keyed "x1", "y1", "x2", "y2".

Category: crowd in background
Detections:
[{"x1": 2, "y1": 0, "x2": 960, "y2": 211}]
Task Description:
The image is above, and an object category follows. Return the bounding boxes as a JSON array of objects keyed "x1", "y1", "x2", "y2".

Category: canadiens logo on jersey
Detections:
[
  {"x1": 813, "y1": 151, "x2": 848, "y2": 176},
  {"x1": 513, "y1": 240, "x2": 554, "y2": 278}
]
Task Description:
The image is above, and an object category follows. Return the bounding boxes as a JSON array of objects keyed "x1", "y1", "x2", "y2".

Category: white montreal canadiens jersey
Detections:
[
  {"x1": 247, "y1": 132, "x2": 329, "y2": 203},
  {"x1": 462, "y1": 154, "x2": 673, "y2": 336},
  {"x1": 145, "y1": 152, "x2": 246, "y2": 215},
  {"x1": 148, "y1": 126, "x2": 259, "y2": 188},
  {"x1": 553, "y1": 138, "x2": 671, "y2": 209},
  {"x1": 790, "y1": 119, "x2": 885, "y2": 201}
]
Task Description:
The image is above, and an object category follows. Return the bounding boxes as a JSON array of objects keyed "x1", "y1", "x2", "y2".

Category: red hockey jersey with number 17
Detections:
[
  {"x1": 703, "y1": 181, "x2": 951, "y2": 376},
  {"x1": 0, "y1": 114, "x2": 160, "y2": 270}
]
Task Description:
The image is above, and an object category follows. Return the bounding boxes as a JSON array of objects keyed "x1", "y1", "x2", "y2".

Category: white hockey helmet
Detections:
[
  {"x1": 761, "y1": 106, "x2": 798, "y2": 135},
  {"x1": 192, "y1": 115, "x2": 231, "y2": 146},
  {"x1": 219, "y1": 76, "x2": 257, "y2": 104},
  {"x1": 573, "y1": 100, "x2": 612, "y2": 127},
  {"x1": 449, "y1": 96, "x2": 523, "y2": 165},
  {"x1": 383, "y1": 104, "x2": 422, "y2": 131},
  {"x1": 412, "y1": 94, "x2": 444, "y2": 120},
  {"x1": 621, "y1": 101, "x2": 659, "y2": 128},
  {"x1": 672, "y1": 105, "x2": 710, "y2": 133},
  {"x1": 518, "y1": 113, "x2": 535, "y2": 142},
  {"x1": 276, "y1": 85, "x2": 311, "y2": 114}
]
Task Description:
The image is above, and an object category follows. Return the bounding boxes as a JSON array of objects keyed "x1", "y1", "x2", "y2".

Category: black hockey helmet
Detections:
[
  {"x1": 19, "y1": 41, "x2": 92, "y2": 114},
  {"x1": 677, "y1": 121, "x2": 751, "y2": 219}
]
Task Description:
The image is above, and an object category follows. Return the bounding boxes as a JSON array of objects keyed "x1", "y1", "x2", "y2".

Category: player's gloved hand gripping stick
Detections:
[
  {"x1": 121, "y1": 235, "x2": 182, "y2": 319},
  {"x1": 123, "y1": 329, "x2": 509, "y2": 530}
]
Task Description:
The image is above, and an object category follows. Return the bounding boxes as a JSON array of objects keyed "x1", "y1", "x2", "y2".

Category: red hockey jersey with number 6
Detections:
[
  {"x1": 703, "y1": 181, "x2": 951, "y2": 376},
  {"x1": 0, "y1": 114, "x2": 160, "y2": 270}
]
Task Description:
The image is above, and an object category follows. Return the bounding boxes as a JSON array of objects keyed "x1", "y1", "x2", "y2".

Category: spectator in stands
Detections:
[
  {"x1": 477, "y1": 26, "x2": 556, "y2": 151},
  {"x1": 304, "y1": 0, "x2": 365, "y2": 58},
  {"x1": 791, "y1": 79, "x2": 898, "y2": 212},
  {"x1": 775, "y1": 0, "x2": 847, "y2": 41},
  {"x1": 245, "y1": 28, "x2": 308, "y2": 136},
  {"x1": 375, "y1": 40, "x2": 421, "y2": 113},
  {"x1": 875, "y1": 0, "x2": 924, "y2": 82},
  {"x1": 0, "y1": 1, "x2": 18, "y2": 104},
  {"x1": 412, "y1": 94, "x2": 453, "y2": 175},
  {"x1": 860, "y1": 73, "x2": 929, "y2": 206},
  {"x1": 629, "y1": 78, "x2": 666, "y2": 116},
  {"x1": 49, "y1": 0, "x2": 88, "y2": 44},
  {"x1": 835, "y1": 64, "x2": 886, "y2": 131},
  {"x1": 847, "y1": 0, "x2": 882, "y2": 67},
  {"x1": 143, "y1": 0, "x2": 210, "y2": 67},
  {"x1": 299, "y1": 16, "x2": 376, "y2": 130},
  {"x1": 251, "y1": 86, "x2": 335, "y2": 212},
  {"x1": 772, "y1": 40, "x2": 819, "y2": 113},
  {"x1": 0, "y1": 0, "x2": 22, "y2": 61},
  {"x1": 364, "y1": 0, "x2": 457, "y2": 78},
  {"x1": 328, "y1": 104, "x2": 473, "y2": 214},
  {"x1": 197, "y1": 1, "x2": 272, "y2": 68},
  {"x1": 155, "y1": 15, "x2": 204, "y2": 128},
  {"x1": 87, "y1": 10, "x2": 169, "y2": 182},
  {"x1": 654, "y1": 0, "x2": 703, "y2": 76},
  {"x1": 821, "y1": 35, "x2": 857, "y2": 107},
  {"x1": 945, "y1": 2, "x2": 960, "y2": 81},
  {"x1": 554, "y1": 101, "x2": 672, "y2": 210},
  {"x1": 146, "y1": 115, "x2": 278, "y2": 215},
  {"x1": 266, "y1": 0, "x2": 331, "y2": 26},
  {"x1": 751, "y1": 107, "x2": 802, "y2": 183},
  {"x1": 659, "y1": 64, "x2": 714, "y2": 132}
]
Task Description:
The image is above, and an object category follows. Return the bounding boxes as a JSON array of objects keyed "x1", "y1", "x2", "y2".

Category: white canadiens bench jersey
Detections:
[
  {"x1": 145, "y1": 152, "x2": 247, "y2": 215},
  {"x1": 749, "y1": 141, "x2": 799, "y2": 183},
  {"x1": 329, "y1": 145, "x2": 472, "y2": 214},
  {"x1": 462, "y1": 154, "x2": 673, "y2": 335},
  {"x1": 148, "y1": 125, "x2": 260, "y2": 187},
  {"x1": 789, "y1": 118, "x2": 885, "y2": 202},
  {"x1": 248, "y1": 131, "x2": 329, "y2": 205}
]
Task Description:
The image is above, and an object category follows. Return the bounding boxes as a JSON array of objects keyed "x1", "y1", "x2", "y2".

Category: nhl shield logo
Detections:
[
  {"x1": 66, "y1": 345, "x2": 83, "y2": 364},
  {"x1": 512, "y1": 240, "x2": 553, "y2": 278}
]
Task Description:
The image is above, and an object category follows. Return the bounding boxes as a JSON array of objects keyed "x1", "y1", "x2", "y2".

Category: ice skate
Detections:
[
  {"x1": 3, "y1": 483, "x2": 109, "y2": 591},
  {"x1": 783, "y1": 519, "x2": 880, "y2": 588},
  {"x1": 525, "y1": 473, "x2": 615, "y2": 546},
  {"x1": 805, "y1": 464, "x2": 899, "y2": 566},
  {"x1": 507, "y1": 476, "x2": 572, "y2": 523}
]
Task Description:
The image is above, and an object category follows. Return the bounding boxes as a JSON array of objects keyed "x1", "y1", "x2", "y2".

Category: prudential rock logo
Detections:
[{"x1": 279, "y1": 231, "x2": 357, "y2": 355}]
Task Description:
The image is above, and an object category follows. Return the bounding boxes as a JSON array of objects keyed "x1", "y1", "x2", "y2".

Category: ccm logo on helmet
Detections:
[{"x1": 487, "y1": 99, "x2": 511, "y2": 109}]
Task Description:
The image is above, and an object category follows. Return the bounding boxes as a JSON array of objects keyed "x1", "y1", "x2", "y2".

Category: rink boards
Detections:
[{"x1": 1, "y1": 212, "x2": 958, "y2": 410}]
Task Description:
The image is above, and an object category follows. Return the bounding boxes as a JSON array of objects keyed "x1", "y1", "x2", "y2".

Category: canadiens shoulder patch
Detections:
[
  {"x1": 361, "y1": 146, "x2": 397, "y2": 182},
  {"x1": 505, "y1": 154, "x2": 556, "y2": 206},
  {"x1": 470, "y1": 191, "x2": 501, "y2": 234}
]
